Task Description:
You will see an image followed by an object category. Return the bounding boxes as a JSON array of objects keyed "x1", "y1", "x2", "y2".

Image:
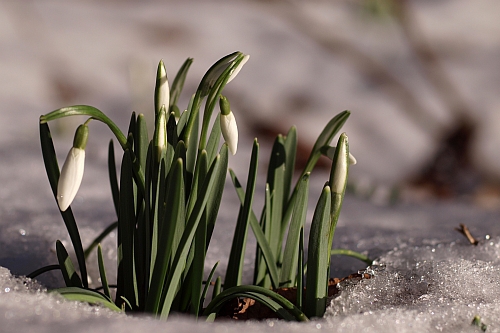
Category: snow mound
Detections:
[{"x1": 326, "y1": 238, "x2": 500, "y2": 332}]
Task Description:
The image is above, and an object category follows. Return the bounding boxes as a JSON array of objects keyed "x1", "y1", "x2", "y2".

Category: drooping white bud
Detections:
[
  {"x1": 56, "y1": 124, "x2": 88, "y2": 211},
  {"x1": 57, "y1": 147, "x2": 85, "y2": 211},
  {"x1": 220, "y1": 96, "x2": 239, "y2": 155},
  {"x1": 221, "y1": 111, "x2": 238, "y2": 155},
  {"x1": 227, "y1": 54, "x2": 249, "y2": 84},
  {"x1": 330, "y1": 133, "x2": 349, "y2": 194}
]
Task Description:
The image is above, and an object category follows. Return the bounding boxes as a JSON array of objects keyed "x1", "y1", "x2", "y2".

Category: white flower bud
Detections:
[
  {"x1": 331, "y1": 133, "x2": 349, "y2": 194},
  {"x1": 57, "y1": 147, "x2": 85, "y2": 211},
  {"x1": 221, "y1": 111, "x2": 238, "y2": 155},
  {"x1": 56, "y1": 124, "x2": 88, "y2": 211},
  {"x1": 227, "y1": 54, "x2": 249, "y2": 84},
  {"x1": 155, "y1": 59, "x2": 170, "y2": 114}
]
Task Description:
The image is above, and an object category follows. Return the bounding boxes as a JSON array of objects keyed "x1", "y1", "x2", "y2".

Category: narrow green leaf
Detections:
[
  {"x1": 280, "y1": 173, "x2": 309, "y2": 288},
  {"x1": 212, "y1": 276, "x2": 222, "y2": 301},
  {"x1": 159, "y1": 155, "x2": 222, "y2": 319},
  {"x1": 176, "y1": 96, "x2": 192, "y2": 137},
  {"x1": 330, "y1": 249, "x2": 373, "y2": 266},
  {"x1": 165, "y1": 112, "x2": 178, "y2": 174},
  {"x1": 26, "y1": 265, "x2": 60, "y2": 279},
  {"x1": 186, "y1": 107, "x2": 199, "y2": 177},
  {"x1": 229, "y1": 171, "x2": 279, "y2": 289},
  {"x1": 205, "y1": 113, "x2": 221, "y2": 166},
  {"x1": 203, "y1": 285, "x2": 308, "y2": 322},
  {"x1": 304, "y1": 185, "x2": 331, "y2": 318},
  {"x1": 135, "y1": 114, "x2": 149, "y2": 175},
  {"x1": 56, "y1": 240, "x2": 82, "y2": 288},
  {"x1": 225, "y1": 139, "x2": 259, "y2": 289},
  {"x1": 55, "y1": 287, "x2": 121, "y2": 312},
  {"x1": 186, "y1": 150, "x2": 208, "y2": 219},
  {"x1": 144, "y1": 142, "x2": 154, "y2": 290},
  {"x1": 116, "y1": 149, "x2": 137, "y2": 309},
  {"x1": 108, "y1": 140, "x2": 120, "y2": 218},
  {"x1": 39, "y1": 122, "x2": 88, "y2": 288},
  {"x1": 205, "y1": 144, "x2": 228, "y2": 246},
  {"x1": 283, "y1": 126, "x2": 297, "y2": 213},
  {"x1": 190, "y1": 206, "x2": 208, "y2": 316},
  {"x1": 170, "y1": 58, "x2": 193, "y2": 110},
  {"x1": 127, "y1": 112, "x2": 137, "y2": 146},
  {"x1": 200, "y1": 262, "x2": 219, "y2": 314},
  {"x1": 145, "y1": 158, "x2": 185, "y2": 314},
  {"x1": 267, "y1": 135, "x2": 286, "y2": 260},
  {"x1": 296, "y1": 228, "x2": 304, "y2": 310},
  {"x1": 97, "y1": 244, "x2": 111, "y2": 299},
  {"x1": 254, "y1": 183, "x2": 272, "y2": 287},
  {"x1": 84, "y1": 221, "x2": 118, "y2": 259}
]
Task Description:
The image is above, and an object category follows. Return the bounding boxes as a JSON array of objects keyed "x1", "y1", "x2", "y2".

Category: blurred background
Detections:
[
  {"x1": 1, "y1": 0, "x2": 500, "y2": 282},
  {"x1": 2, "y1": 0, "x2": 500, "y2": 202}
]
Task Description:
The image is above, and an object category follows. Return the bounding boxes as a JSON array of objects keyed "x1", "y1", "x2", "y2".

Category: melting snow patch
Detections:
[
  {"x1": 3, "y1": 238, "x2": 500, "y2": 332},
  {"x1": 326, "y1": 237, "x2": 500, "y2": 332}
]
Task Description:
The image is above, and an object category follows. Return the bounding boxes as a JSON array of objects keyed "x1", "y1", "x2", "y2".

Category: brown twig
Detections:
[{"x1": 455, "y1": 223, "x2": 479, "y2": 246}]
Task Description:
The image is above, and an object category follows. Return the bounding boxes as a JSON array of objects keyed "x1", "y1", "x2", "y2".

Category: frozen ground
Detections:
[{"x1": 1, "y1": 0, "x2": 500, "y2": 332}]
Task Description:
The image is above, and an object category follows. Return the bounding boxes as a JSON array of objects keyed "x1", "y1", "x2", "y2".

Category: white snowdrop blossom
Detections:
[
  {"x1": 227, "y1": 54, "x2": 249, "y2": 84},
  {"x1": 57, "y1": 147, "x2": 85, "y2": 211},
  {"x1": 221, "y1": 111, "x2": 238, "y2": 155},
  {"x1": 56, "y1": 124, "x2": 89, "y2": 211}
]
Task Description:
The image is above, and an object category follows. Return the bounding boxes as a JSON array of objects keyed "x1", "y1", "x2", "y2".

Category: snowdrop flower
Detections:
[
  {"x1": 331, "y1": 133, "x2": 349, "y2": 194},
  {"x1": 57, "y1": 123, "x2": 89, "y2": 211},
  {"x1": 219, "y1": 95, "x2": 238, "y2": 155},
  {"x1": 227, "y1": 54, "x2": 249, "y2": 84},
  {"x1": 155, "y1": 59, "x2": 170, "y2": 115}
]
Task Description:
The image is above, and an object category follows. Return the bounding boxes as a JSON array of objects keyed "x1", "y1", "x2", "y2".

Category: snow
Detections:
[{"x1": 1, "y1": 0, "x2": 500, "y2": 332}]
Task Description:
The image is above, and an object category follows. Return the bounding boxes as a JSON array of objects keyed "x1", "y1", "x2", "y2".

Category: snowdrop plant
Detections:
[{"x1": 31, "y1": 51, "x2": 369, "y2": 321}]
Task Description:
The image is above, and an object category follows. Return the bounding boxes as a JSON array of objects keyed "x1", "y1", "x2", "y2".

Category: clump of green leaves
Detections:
[{"x1": 30, "y1": 52, "x2": 370, "y2": 321}]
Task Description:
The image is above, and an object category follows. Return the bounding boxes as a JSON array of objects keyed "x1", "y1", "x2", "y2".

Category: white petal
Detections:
[
  {"x1": 221, "y1": 111, "x2": 239, "y2": 155},
  {"x1": 349, "y1": 152, "x2": 357, "y2": 165},
  {"x1": 57, "y1": 148, "x2": 85, "y2": 211},
  {"x1": 227, "y1": 55, "x2": 249, "y2": 84}
]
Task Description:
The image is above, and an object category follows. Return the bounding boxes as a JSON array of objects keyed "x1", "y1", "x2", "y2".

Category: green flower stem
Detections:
[
  {"x1": 26, "y1": 264, "x2": 61, "y2": 279},
  {"x1": 41, "y1": 106, "x2": 128, "y2": 149},
  {"x1": 40, "y1": 105, "x2": 146, "y2": 194}
]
